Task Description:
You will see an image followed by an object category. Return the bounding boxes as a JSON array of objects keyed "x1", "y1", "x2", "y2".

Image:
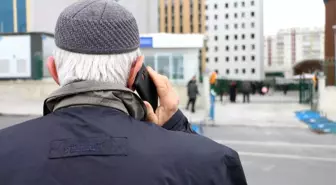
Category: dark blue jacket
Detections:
[{"x1": 0, "y1": 107, "x2": 247, "y2": 185}]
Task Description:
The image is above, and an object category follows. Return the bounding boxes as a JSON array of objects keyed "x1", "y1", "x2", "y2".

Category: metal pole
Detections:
[{"x1": 0, "y1": 22, "x2": 3, "y2": 32}]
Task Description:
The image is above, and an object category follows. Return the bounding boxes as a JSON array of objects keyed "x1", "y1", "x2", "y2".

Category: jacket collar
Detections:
[{"x1": 43, "y1": 81, "x2": 147, "y2": 121}]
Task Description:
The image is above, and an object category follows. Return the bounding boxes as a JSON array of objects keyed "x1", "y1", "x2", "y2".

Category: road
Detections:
[{"x1": 1, "y1": 116, "x2": 336, "y2": 185}]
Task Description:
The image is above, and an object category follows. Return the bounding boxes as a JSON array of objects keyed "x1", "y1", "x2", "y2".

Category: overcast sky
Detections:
[{"x1": 264, "y1": 0, "x2": 325, "y2": 35}]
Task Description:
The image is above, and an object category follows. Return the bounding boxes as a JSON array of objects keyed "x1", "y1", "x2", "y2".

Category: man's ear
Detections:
[
  {"x1": 47, "y1": 56, "x2": 60, "y2": 85},
  {"x1": 127, "y1": 55, "x2": 144, "y2": 90}
]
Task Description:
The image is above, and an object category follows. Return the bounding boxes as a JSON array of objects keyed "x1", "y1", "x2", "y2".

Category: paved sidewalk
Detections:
[
  {"x1": 0, "y1": 98, "x2": 43, "y2": 116},
  {"x1": 0, "y1": 93, "x2": 309, "y2": 128}
]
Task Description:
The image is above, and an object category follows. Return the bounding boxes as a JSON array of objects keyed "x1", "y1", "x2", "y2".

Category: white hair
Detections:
[{"x1": 53, "y1": 47, "x2": 141, "y2": 86}]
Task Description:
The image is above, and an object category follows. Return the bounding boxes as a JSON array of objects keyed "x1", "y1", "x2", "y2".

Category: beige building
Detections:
[{"x1": 159, "y1": 0, "x2": 206, "y2": 75}]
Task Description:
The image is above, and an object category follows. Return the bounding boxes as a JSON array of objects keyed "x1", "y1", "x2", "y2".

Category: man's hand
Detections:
[{"x1": 143, "y1": 67, "x2": 179, "y2": 126}]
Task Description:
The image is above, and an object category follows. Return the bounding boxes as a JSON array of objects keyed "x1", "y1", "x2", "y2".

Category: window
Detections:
[
  {"x1": 251, "y1": 1, "x2": 255, "y2": 6},
  {"x1": 226, "y1": 46, "x2": 230, "y2": 51},
  {"x1": 242, "y1": 23, "x2": 245, "y2": 28},
  {"x1": 206, "y1": 15, "x2": 208, "y2": 20},
  {"x1": 205, "y1": 5, "x2": 208, "y2": 10},
  {"x1": 225, "y1": 14, "x2": 229, "y2": 19},
  {"x1": 205, "y1": 25, "x2": 208, "y2": 31},
  {"x1": 234, "y1": 13, "x2": 238, "y2": 18},
  {"x1": 172, "y1": 55, "x2": 184, "y2": 79},
  {"x1": 242, "y1": 34, "x2": 245, "y2": 39},
  {"x1": 234, "y1": 24, "x2": 238, "y2": 29},
  {"x1": 242, "y1": 1, "x2": 245, "y2": 7},
  {"x1": 214, "y1": 25, "x2": 217, "y2": 30},
  {"x1": 234, "y1": 2, "x2": 238, "y2": 7},
  {"x1": 251, "y1": 33, "x2": 255, "y2": 39},
  {"x1": 242, "y1": 69, "x2": 246, "y2": 74},
  {"x1": 225, "y1": 3, "x2": 229, "y2": 8},
  {"x1": 242, "y1": 56, "x2": 246, "y2": 61},
  {"x1": 251, "y1": 22, "x2": 255, "y2": 28},
  {"x1": 225, "y1": 35, "x2": 229, "y2": 40},
  {"x1": 226, "y1": 57, "x2": 229, "y2": 62},
  {"x1": 144, "y1": 56, "x2": 155, "y2": 69},
  {"x1": 242, "y1": 45, "x2": 246, "y2": 50},
  {"x1": 252, "y1": 44, "x2": 255, "y2": 50},
  {"x1": 157, "y1": 56, "x2": 170, "y2": 78},
  {"x1": 251, "y1": 55, "x2": 255, "y2": 61},
  {"x1": 225, "y1": 24, "x2": 229, "y2": 29},
  {"x1": 214, "y1": 46, "x2": 218, "y2": 52},
  {"x1": 234, "y1": 45, "x2": 238, "y2": 51},
  {"x1": 235, "y1": 69, "x2": 239, "y2": 74},
  {"x1": 214, "y1": 4, "x2": 217, "y2": 9},
  {"x1": 214, "y1": 14, "x2": 218, "y2": 19},
  {"x1": 251, "y1": 68, "x2": 255, "y2": 74},
  {"x1": 206, "y1": 57, "x2": 209, "y2": 63},
  {"x1": 226, "y1": 69, "x2": 230, "y2": 74},
  {"x1": 234, "y1": 56, "x2": 238, "y2": 61},
  {"x1": 242, "y1": 12, "x2": 245, "y2": 18},
  {"x1": 234, "y1": 35, "x2": 238, "y2": 40},
  {"x1": 251, "y1": 12, "x2": 255, "y2": 17},
  {"x1": 206, "y1": 47, "x2": 209, "y2": 52},
  {"x1": 214, "y1": 36, "x2": 218, "y2": 41},
  {"x1": 215, "y1": 57, "x2": 218, "y2": 62}
]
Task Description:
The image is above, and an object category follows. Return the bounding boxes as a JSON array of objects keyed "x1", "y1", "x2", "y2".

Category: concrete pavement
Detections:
[
  {"x1": 183, "y1": 93, "x2": 309, "y2": 128},
  {"x1": 205, "y1": 126, "x2": 336, "y2": 185},
  {"x1": 0, "y1": 94, "x2": 309, "y2": 128}
]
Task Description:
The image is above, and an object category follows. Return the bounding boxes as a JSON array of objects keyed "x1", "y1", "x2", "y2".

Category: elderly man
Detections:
[{"x1": 0, "y1": 1, "x2": 247, "y2": 185}]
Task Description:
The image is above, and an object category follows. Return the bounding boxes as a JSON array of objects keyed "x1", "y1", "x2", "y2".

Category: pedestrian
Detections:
[
  {"x1": 186, "y1": 76, "x2": 199, "y2": 113},
  {"x1": 283, "y1": 84, "x2": 289, "y2": 95},
  {"x1": 242, "y1": 81, "x2": 252, "y2": 103},
  {"x1": 229, "y1": 81, "x2": 237, "y2": 103},
  {"x1": 209, "y1": 70, "x2": 218, "y2": 121},
  {"x1": 0, "y1": 1, "x2": 247, "y2": 185}
]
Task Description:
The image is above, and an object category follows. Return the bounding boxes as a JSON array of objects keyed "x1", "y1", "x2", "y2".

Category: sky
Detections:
[{"x1": 263, "y1": 0, "x2": 325, "y2": 35}]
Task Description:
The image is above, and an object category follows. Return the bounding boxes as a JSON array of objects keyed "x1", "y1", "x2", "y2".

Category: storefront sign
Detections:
[{"x1": 140, "y1": 37, "x2": 153, "y2": 48}]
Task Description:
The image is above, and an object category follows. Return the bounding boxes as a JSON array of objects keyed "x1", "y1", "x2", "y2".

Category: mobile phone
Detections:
[{"x1": 133, "y1": 65, "x2": 158, "y2": 110}]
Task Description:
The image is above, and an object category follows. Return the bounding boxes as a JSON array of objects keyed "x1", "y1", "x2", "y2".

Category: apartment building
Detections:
[
  {"x1": 265, "y1": 28, "x2": 325, "y2": 77},
  {"x1": 205, "y1": 0, "x2": 264, "y2": 81}
]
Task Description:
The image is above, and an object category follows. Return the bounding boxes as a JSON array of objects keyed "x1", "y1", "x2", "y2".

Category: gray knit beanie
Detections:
[{"x1": 55, "y1": 0, "x2": 139, "y2": 54}]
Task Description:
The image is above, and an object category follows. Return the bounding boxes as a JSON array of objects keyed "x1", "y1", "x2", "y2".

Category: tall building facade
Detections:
[
  {"x1": 0, "y1": 0, "x2": 30, "y2": 33},
  {"x1": 158, "y1": 0, "x2": 206, "y2": 75},
  {"x1": 264, "y1": 28, "x2": 325, "y2": 77},
  {"x1": 205, "y1": 0, "x2": 264, "y2": 81}
]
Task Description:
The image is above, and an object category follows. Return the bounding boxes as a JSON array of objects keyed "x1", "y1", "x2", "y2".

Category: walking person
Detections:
[
  {"x1": 229, "y1": 81, "x2": 237, "y2": 103},
  {"x1": 242, "y1": 81, "x2": 252, "y2": 103},
  {"x1": 186, "y1": 76, "x2": 199, "y2": 113},
  {"x1": 283, "y1": 84, "x2": 289, "y2": 95},
  {"x1": 0, "y1": 1, "x2": 247, "y2": 185},
  {"x1": 209, "y1": 70, "x2": 218, "y2": 121}
]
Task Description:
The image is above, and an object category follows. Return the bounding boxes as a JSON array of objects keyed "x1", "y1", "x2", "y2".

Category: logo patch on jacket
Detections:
[{"x1": 49, "y1": 137, "x2": 128, "y2": 159}]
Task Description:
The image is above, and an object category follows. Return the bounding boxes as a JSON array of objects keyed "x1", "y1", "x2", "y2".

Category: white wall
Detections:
[
  {"x1": 0, "y1": 35, "x2": 31, "y2": 78},
  {"x1": 318, "y1": 76, "x2": 336, "y2": 120},
  {"x1": 28, "y1": 0, "x2": 78, "y2": 33},
  {"x1": 118, "y1": 0, "x2": 158, "y2": 33},
  {"x1": 28, "y1": 0, "x2": 158, "y2": 34}
]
